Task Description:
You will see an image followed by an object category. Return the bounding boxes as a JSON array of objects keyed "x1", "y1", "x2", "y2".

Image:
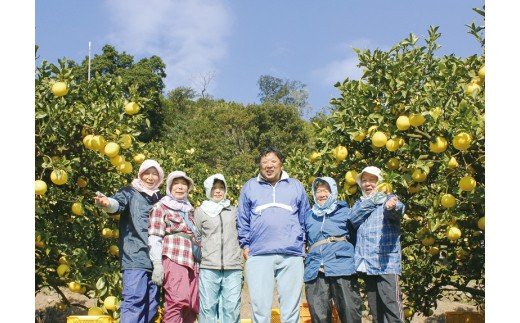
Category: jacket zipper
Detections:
[
  {"x1": 219, "y1": 212, "x2": 224, "y2": 270},
  {"x1": 320, "y1": 213, "x2": 327, "y2": 270}
]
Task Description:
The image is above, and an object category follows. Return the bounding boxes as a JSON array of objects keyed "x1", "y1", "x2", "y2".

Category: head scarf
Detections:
[
  {"x1": 200, "y1": 174, "x2": 231, "y2": 217},
  {"x1": 160, "y1": 171, "x2": 194, "y2": 212},
  {"x1": 311, "y1": 177, "x2": 338, "y2": 217},
  {"x1": 356, "y1": 166, "x2": 382, "y2": 199},
  {"x1": 131, "y1": 159, "x2": 164, "y2": 196}
]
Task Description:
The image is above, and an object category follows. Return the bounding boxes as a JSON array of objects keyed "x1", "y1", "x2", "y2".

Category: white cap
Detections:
[
  {"x1": 166, "y1": 170, "x2": 195, "y2": 193},
  {"x1": 356, "y1": 166, "x2": 382, "y2": 187}
]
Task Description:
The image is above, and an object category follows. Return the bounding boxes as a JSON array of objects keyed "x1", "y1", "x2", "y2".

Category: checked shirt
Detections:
[
  {"x1": 353, "y1": 194, "x2": 405, "y2": 275},
  {"x1": 149, "y1": 202, "x2": 197, "y2": 270}
]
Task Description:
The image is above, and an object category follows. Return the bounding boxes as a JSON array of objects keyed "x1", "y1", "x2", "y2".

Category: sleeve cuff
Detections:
[
  {"x1": 105, "y1": 197, "x2": 119, "y2": 213},
  {"x1": 148, "y1": 235, "x2": 163, "y2": 262}
]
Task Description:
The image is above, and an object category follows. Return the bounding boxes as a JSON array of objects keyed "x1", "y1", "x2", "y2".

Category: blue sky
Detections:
[{"x1": 36, "y1": 0, "x2": 484, "y2": 117}]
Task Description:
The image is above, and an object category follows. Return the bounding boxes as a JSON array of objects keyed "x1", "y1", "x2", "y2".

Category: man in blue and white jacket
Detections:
[{"x1": 237, "y1": 147, "x2": 310, "y2": 323}]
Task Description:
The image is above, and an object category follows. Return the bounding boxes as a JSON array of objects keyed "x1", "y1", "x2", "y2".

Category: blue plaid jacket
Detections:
[{"x1": 353, "y1": 194, "x2": 405, "y2": 275}]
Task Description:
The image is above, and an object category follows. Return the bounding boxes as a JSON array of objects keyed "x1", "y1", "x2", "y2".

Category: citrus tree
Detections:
[
  {"x1": 285, "y1": 22, "x2": 485, "y2": 318},
  {"x1": 35, "y1": 58, "x2": 157, "y2": 319},
  {"x1": 35, "y1": 57, "x2": 314, "y2": 320}
]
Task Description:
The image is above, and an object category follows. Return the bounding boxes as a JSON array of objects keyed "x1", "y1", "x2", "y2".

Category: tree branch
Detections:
[
  {"x1": 447, "y1": 282, "x2": 485, "y2": 298},
  {"x1": 412, "y1": 128, "x2": 432, "y2": 140},
  {"x1": 49, "y1": 284, "x2": 71, "y2": 306},
  {"x1": 47, "y1": 284, "x2": 89, "y2": 309}
]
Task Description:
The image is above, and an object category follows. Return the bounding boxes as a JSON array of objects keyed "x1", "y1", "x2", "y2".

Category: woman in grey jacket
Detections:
[{"x1": 194, "y1": 174, "x2": 243, "y2": 323}]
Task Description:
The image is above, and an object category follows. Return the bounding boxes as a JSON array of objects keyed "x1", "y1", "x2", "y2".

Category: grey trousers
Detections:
[
  {"x1": 363, "y1": 274, "x2": 404, "y2": 323},
  {"x1": 305, "y1": 272, "x2": 362, "y2": 323}
]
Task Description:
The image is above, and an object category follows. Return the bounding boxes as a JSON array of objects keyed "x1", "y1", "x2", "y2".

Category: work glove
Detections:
[
  {"x1": 151, "y1": 261, "x2": 164, "y2": 286},
  {"x1": 370, "y1": 192, "x2": 388, "y2": 205}
]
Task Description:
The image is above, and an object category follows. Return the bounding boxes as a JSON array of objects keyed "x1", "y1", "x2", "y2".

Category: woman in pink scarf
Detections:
[
  {"x1": 148, "y1": 170, "x2": 199, "y2": 323},
  {"x1": 94, "y1": 159, "x2": 164, "y2": 323}
]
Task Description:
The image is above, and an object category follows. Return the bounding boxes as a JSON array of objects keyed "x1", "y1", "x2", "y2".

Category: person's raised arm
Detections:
[
  {"x1": 349, "y1": 192, "x2": 387, "y2": 228},
  {"x1": 93, "y1": 189, "x2": 129, "y2": 214},
  {"x1": 383, "y1": 195, "x2": 405, "y2": 221}
]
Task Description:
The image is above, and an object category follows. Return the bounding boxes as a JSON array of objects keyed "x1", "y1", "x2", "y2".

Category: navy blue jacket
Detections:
[{"x1": 111, "y1": 187, "x2": 162, "y2": 271}]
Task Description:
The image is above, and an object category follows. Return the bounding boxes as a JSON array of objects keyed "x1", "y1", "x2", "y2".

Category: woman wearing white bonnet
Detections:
[{"x1": 194, "y1": 173, "x2": 243, "y2": 323}]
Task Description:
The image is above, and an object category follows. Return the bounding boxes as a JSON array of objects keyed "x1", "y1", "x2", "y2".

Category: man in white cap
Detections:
[{"x1": 353, "y1": 166, "x2": 406, "y2": 323}]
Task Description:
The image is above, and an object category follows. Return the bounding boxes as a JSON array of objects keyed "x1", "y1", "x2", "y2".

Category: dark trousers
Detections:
[
  {"x1": 362, "y1": 274, "x2": 404, "y2": 323},
  {"x1": 305, "y1": 272, "x2": 362, "y2": 323}
]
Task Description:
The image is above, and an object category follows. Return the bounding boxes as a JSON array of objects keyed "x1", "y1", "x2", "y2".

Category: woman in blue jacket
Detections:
[{"x1": 304, "y1": 177, "x2": 386, "y2": 323}]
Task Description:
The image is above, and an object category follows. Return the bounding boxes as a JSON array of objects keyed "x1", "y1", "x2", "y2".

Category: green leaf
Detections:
[
  {"x1": 96, "y1": 277, "x2": 106, "y2": 290},
  {"x1": 35, "y1": 112, "x2": 48, "y2": 119},
  {"x1": 473, "y1": 7, "x2": 485, "y2": 17},
  {"x1": 312, "y1": 163, "x2": 321, "y2": 176},
  {"x1": 98, "y1": 286, "x2": 108, "y2": 298}
]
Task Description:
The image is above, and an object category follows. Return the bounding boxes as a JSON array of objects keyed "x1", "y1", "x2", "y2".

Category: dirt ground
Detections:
[{"x1": 35, "y1": 282, "x2": 481, "y2": 322}]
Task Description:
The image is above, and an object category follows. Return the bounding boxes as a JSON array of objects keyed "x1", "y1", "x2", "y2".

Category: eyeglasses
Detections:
[{"x1": 316, "y1": 189, "x2": 330, "y2": 194}]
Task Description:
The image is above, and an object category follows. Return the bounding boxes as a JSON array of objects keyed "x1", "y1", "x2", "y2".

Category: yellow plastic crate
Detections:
[
  {"x1": 300, "y1": 302, "x2": 340, "y2": 323},
  {"x1": 67, "y1": 315, "x2": 113, "y2": 323},
  {"x1": 270, "y1": 304, "x2": 339, "y2": 323},
  {"x1": 301, "y1": 302, "x2": 311, "y2": 323},
  {"x1": 445, "y1": 311, "x2": 484, "y2": 323},
  {"x1": 271, "y1": 308, "x2": 282, "y2": 323}
]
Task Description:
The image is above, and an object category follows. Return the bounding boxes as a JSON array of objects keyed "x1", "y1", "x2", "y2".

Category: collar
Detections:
[{"x1": 256, "y1": 170, "x2": 290, "y2": 183}]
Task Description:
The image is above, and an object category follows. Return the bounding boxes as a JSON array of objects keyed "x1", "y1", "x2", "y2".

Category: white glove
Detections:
[
  {"x1": 94, "y1": 192, "x2": 119, "y2": 213},
  {"x1": 151, "y1": 261, "x2": 164, "y2": 286}
]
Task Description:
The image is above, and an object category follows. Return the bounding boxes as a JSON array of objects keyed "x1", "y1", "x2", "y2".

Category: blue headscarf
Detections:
[{"x1": 311, "y1": 177, "x2": 338, "y2": 217}]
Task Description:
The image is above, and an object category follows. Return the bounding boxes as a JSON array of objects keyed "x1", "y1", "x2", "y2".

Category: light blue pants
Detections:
[
  {"x1": 121, "y1": 269, "x2": 159, "y2": 323},
  {"x1": 245, "y1": 254, "x2": 304, "y2": 323},
  {"x1": 198, "y1": 268, "x2": 243, "y2": 323}
]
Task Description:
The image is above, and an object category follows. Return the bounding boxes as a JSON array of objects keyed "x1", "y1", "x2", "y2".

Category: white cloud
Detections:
[
  {"x1": 313, "y1": 39, "x2": 375, "y2": 85},
  {"x1": 314, "y1": 56, "x2": 361, "y2": 85},
  {"x1": 103, "y1": 0, "x2": 232, "y2": 94}
]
